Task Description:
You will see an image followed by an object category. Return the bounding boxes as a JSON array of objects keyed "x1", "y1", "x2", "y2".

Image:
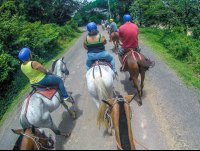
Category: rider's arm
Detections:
[
  {"x1": 101, "y1": 34, "x2": 107, "y2": 45},
  {"x1": 32, "y1": 61, "x2": 49, "y2": 73},
  {"x1": 83, "y1": 38, "x2": 88, "y2": 50},
  {"x1": 118, "y1": 28, "x2": 123, "y2": 43}
]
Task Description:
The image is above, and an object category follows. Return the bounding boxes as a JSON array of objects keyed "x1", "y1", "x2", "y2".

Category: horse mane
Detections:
[
  {"x1": 119, "y1": 101, "x2": 131, "y2": 150},
  {"x1": 95, "y1": 77, "x2": 110, "y2": 129},
  {"x1": 52, "y1": 59, "x2": 58, "y2": 73}
]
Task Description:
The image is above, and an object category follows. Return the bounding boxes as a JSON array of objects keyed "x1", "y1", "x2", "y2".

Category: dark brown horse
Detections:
[
  {"x1": 111, "y1": 32, "x2": 120, "y2": 53},
  {"x1": 12, "y1": 126, "x2": 56, "y2": 150},
  {"x1": 123, "y1": 48, "x2": 155, "y2": 106},
  {"x1": 102, "y1": 95, "x2": 137, "y2": 150}
]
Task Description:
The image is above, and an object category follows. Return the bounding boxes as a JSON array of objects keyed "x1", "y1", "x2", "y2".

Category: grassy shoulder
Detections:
[
  {"x1": 139, "y1": 28, "x2": 200, "y2": 93},
  {"x1": 0, "y1": 32, "x2": 82, "y2": 127}
]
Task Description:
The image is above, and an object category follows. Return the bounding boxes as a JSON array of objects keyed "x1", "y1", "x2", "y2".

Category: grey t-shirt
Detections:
[{"x1": 110, "y1": 22, "x2": 118, "y2": 33}]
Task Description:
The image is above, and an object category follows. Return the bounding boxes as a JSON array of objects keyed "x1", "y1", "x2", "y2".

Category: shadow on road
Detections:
[
  {"x1": 55, "y1": 94, "x2": 83, "y2": 150},
  {"x1": 120, "y1": 73, "x2": 147, "y2": 105}
]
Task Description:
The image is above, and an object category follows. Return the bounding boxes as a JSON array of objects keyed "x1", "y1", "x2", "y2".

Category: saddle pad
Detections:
[
  {"x1": 35, "y1": 89, "x2": 57, "y2": 100},
  {"x1": 91, "y1": 60, "x2": 113, "y2": 69}
]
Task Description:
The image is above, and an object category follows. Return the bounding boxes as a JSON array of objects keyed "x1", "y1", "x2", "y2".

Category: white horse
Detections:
[
  {"x1": 86, "y1": 65, "x2": 115, "y2": 130},
  {"x1": 20, "y1": 58, "x2": 75, "y2": 136}
]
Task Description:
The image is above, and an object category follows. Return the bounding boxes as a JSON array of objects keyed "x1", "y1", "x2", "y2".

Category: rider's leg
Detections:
[
  {"x1": 99, "y1": 51, "x2": 117, "y2": 74},
  {"x1": 118, "y1": 46, "x2": 126, "y2": 72},
  {"x1": 86, "y1": 55, "x2": 93, "y2": 70},
  {"x1": 36, "y1": 75, "x2": 68, "y2": 100}
]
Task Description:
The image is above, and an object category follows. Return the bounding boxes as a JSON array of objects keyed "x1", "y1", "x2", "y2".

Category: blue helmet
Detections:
[
  {"x1": 87, "y1": 22, "x2": 97, "y2": 32},
  {"x1": 123, "y1": 14, "x2": 131, "y2": 22},
  {"x1": 18, "y1": 48, "x2": 30, "y2": 61}
]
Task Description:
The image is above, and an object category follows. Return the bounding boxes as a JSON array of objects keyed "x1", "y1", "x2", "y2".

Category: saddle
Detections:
[
  {"x1": 90, "y1": 59, "x2": 113, "y2": 69},
  {"x1": 31, "y1": 84, "x2": 60, "y2": 100},
  {"x1": 122, "y1": 49, "x2": 155, "y2": 71}
]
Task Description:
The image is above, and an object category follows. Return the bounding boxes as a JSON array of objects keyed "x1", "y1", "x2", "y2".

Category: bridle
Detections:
[
  {"x1": 50, "y1": 59, "x2": 69, "y2": 80},
  {"x1": 104, "y1": 96, "x2": 150, "y2": 150},
  {"x1": 20, "y1": 131, "x2": 54, "y2": 150},
  {"x1": 104, "y1": 96, "x2": 133, "y2": 130}
]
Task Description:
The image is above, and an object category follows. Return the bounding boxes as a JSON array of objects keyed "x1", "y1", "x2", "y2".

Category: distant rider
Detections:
[
  {"x1": 83, "y1": 22, "x2": 117, "y2": 76},
  {"x1": 118, "y1": 14, "x2": 140, "y2": 71},
  {"x1": 18, "y1": 48, "x2": 69, "y2": 101},
  {"x1": 109, "y1": 19, "x2": 118, "y2": 42}
]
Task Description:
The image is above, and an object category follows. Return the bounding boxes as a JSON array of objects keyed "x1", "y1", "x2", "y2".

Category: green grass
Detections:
[
  {"x1": 139, "y1": 28, "x2": 200, "y2": 92},
  {"x1": 0, "y1": 32, "x2": 82, "y2": 127}
]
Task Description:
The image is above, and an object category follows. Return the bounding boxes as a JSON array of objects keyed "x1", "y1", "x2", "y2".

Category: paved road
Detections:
[{"x1": 0, "y1": 26, "x2": 200, "y2": 150}]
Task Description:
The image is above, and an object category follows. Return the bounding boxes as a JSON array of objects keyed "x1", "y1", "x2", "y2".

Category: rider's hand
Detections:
[{"x1": 46, "y1": 69, "x2": 50, "y2": 73}]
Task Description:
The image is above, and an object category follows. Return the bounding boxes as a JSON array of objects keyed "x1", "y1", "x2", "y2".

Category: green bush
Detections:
[
  {"x1": 0, "y1": 4, "x2": 80, "y2": 120},
  {"x1": 192, "y1": 25, "x2": 200, "y2": 39},
  {"x1": 139, "y1": 27, "x2": 200, "y2": 74}
]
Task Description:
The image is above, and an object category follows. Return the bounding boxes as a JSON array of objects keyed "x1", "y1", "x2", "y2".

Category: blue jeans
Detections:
[
  {"x1": 86, "y1": 51, "x2": 116, "y2": 73},
  {"x1": 35, "y1": 75, "x2": 68, "y2": 98}
]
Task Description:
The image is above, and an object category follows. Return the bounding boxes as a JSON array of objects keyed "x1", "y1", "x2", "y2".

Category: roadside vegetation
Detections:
[{"x1": 0, "y1": 0, "x2": 81, "y2": 121}]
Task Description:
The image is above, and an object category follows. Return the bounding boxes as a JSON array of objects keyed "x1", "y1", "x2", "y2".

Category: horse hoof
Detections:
[
  {"x1": 60, "y1": 132, "x2": 71, "y2": 137},
  {"x1": 71, "y1": 111, "x2": 76, "y2": 119},
  {"x1": 138, "y1": 103, "x2": 143, "y2": 106}
]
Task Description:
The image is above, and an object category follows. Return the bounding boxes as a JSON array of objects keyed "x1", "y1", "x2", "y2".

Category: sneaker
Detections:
[{"x1": 64, "y1": 96, "x2": 69, "y2": 101}]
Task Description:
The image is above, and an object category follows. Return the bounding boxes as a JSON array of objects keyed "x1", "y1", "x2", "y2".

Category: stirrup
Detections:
[{"x1": 120, "y1": 67, "x2": 125, "y2": 72}]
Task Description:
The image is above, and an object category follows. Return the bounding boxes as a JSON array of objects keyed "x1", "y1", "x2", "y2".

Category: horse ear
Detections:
[
  {"x1": 124, "y1": 94, "x2": 137, "y2": 103},
  {"x1": 12, "y1": 129, "x2": 24, "y2": 135},
  {"x1": 102, "y1": 99, "x2": 115, "y2": 108},
  {"x1": 102, "y1": 100, "x2": 112, "y2": 108}
]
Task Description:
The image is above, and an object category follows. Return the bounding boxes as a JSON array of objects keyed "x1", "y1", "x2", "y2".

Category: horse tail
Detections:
[{"x1": 94, "y1": 77, "x2": 110, "y2": 129}]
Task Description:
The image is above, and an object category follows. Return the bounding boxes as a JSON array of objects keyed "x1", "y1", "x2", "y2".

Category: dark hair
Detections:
[{"x1": 88, "y1": 29, "x2": 99, "y2": 36}]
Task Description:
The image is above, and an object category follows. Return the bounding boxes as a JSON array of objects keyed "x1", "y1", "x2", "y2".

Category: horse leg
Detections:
[
  {"x1": 62, "y1": 102, "x2": 76, "y2": 118},
  {"x1": 50, "y1": 120, "x2": 71, "y2": 137},
  {"x1": 140, "y1": 67, "x2": 146, "y2": 96},
  {"x1": 132, "y1": 77, "x2": 142, "y2": 106}
]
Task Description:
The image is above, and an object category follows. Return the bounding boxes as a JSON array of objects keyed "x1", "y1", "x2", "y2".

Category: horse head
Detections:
[
  {"x1": 102, "y1": 94, "x2": 137, "y2": 150},
  {"x1": 52, "y1": 57, "x2": 69, "y2": 77},
  {"x1": 12, "y1": 126, "x2": 56, "y2": 150}
]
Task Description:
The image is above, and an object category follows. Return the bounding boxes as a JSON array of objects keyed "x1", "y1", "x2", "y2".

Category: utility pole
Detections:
[{"x1": 108, "y1": 0, "x2": 111, "y2": 19}]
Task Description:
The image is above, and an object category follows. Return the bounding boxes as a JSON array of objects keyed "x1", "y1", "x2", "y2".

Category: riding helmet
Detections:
[
  {"x1": 87, "y1": 22, "x2": 97, "y2": 32},
  {"x1": 18, "y1": 48, "x2": 30, "y2": 61},
  {"x1": 123, "y1": 14, "x2": 131, "y2": 22},
  {"x1": 110, "y1": 19, "x2": 113, "y2": 22}
]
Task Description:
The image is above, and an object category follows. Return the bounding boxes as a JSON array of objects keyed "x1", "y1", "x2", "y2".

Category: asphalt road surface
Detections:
[{"x1": 0, "y1": 26, "x2": 200, "y2": 150}]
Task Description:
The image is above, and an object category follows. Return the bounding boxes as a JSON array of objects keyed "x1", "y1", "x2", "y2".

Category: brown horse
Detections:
[
  {"x1": 12, "y1": 126, "x2": 56, "y2": 150},
  {"x1": 111, "y1": 32, "x2": 120, "y2": 53},
  {"x1": 101, "y1": 95, "x2": 137, "y2": 150},
  {"x1": 123, "y1": 49, "x2": 155, "y2": 106}
]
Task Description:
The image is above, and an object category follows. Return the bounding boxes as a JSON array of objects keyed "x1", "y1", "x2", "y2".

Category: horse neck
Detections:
[
  {"x1": 112, "y1": 102, "x2": 136, "y2": 150},
  {"x1": 54, "y1": 60, "x2": 62, "y2": 77}
]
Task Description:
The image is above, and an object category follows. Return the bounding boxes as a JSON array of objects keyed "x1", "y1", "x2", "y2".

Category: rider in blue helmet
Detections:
[
  {"x1": 18, "y1": 48, "x2": 69, "y2": 101},
  {"x1": 84, "y1": 22, "x2": 117, "y2": 75}
]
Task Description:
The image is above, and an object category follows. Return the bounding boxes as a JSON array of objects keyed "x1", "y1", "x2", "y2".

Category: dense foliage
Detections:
[{"x1": 0, "y1": 0, "x2": 80, "y2": 120}]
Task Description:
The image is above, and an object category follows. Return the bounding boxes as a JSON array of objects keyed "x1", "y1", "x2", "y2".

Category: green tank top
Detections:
[
  {"x1": 21, "y1": 61, "x2": 46, "y2": 84},
  {"x1": 86, "y1": 34, "x2": 105, "y2": 53}
]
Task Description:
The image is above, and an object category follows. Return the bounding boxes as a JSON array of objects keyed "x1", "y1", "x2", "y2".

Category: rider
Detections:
[
  {"x1": 83, "y1": 22, "x2": 117, "y2": 76},
  {"x1": 118, "y1": 14, "x2": 140, "y2": 72},
  {"x1": 18, "y1": 48, "x2": 69, "y2": 101},
  {"x1": 109, "y1": 19, "x2": 118, "y2": 42}
]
